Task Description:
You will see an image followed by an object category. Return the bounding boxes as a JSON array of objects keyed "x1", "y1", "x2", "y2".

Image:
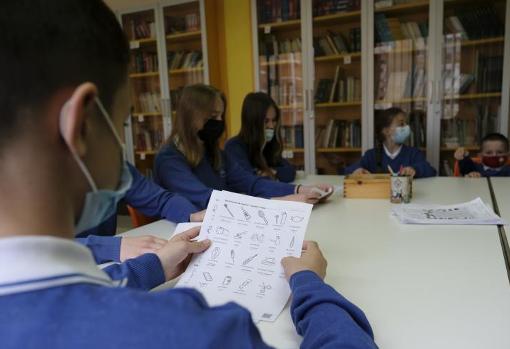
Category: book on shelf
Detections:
[
  {"x1": 445, "y1": 6, "x2": 504, "y2": 40},
  {"x1": 134, "y1": 125, "x2": 163, "y2": 152},
  {"x1": 313, "y1": 29, "x2": 360, "y2": 57},
  {"x1": 131, "y1": 52, "x2": 158, "y2": 73},
  {"x1": 313, "y1": 0, "x2": 360, "y2": 17},
  {"x1": 315, "y1": 69, "x2": 361, "y2": 104},
  {"x1": 257, "y1": 0, "x2": 300, "y2": 24},
  {"x1": 476, "y1": 54, "x2": 503, "y2": 93},
  {"x1": 375, "y1": 14, "x2": 428, "y2": 49},
  {"x1": 127, "y1": 19, "x2": 155, "y2": 40},
  {"x1": 135, "y1": 92, "x2": 161, "y2": 114},
  {"x1": 281, "y1": 125, "x2": 304, "y2": 149},
  {"x1": 165, "y1": 13, "x2": 200, "y2": 34},
  {"x1": 317, "y1": 119, "x2": 361, "y2": 148},
  {"x1": 168, "y1": 51, "x2": 203, "y2": 70},
  {"x1": 260, "y1": 52, "x2": 303, "y2": 106},
  {"x1": 260, "y1": 35, "x2": 302, "y2": 56}
]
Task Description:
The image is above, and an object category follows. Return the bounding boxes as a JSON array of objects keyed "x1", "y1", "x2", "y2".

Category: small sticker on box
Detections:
[
  {"x1": 343, "y1": 55, "x2": 351, "y2": 64},
  {"x1": 138, "y1": 115, "x2": 144, "y2": 122},
  {"x1": 130, "y1": 41, "x2": 140, "y2": 49},
  {"x1": 140, "y1": 152, "x2": 146, "y2": 160},
  {"x1": 264, "y1": 25, "x2": 271, "y2": 34}
]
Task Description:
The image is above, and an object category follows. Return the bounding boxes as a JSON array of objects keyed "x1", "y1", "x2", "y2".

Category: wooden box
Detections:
[{"x1": 343, "y1": 174, "x2": 391, "y2": 199}]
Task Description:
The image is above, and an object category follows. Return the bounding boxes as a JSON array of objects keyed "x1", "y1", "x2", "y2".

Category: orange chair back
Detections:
[{"x1": 127, "y1": 205, "x2": 157, "y2": 228}]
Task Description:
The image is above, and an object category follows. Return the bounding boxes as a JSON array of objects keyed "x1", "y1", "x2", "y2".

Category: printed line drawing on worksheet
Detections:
[{"x1": 176, "y1": 190, "x2": 313, "y2": 322}]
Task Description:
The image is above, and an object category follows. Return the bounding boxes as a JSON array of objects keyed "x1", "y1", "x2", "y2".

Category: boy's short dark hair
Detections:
[
  {"x1": 0, "y1": 0, "x2": 129, "y2": 148},
  {"x1": 481, "y1": 133, "x2": 509, "y2": 152}
]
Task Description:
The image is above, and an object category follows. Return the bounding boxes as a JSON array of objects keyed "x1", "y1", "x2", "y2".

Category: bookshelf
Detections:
[
  {"x1": 251, "y1": 0, "x2": 510, "y2": 176},
  {"x1": 373, "y1": 0, "x2": 430, "y2": 158},
  {"x1": 254, "y1": 0, "x2": 305, "y2": 172},
  {"x1": 119, "y1": 1, "x2": 209, "y2": 176},
  {"x1": 439, "y1": 0, "x2": 507, "y2": 175}
]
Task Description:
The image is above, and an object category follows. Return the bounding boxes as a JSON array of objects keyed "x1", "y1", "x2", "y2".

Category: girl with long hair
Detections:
[
  {"x1": 154, "y1": 84, "x2": 331, "y2": 209},
  {"x1": 225, "y1": 92, "x2": 295, "y2": 182}
]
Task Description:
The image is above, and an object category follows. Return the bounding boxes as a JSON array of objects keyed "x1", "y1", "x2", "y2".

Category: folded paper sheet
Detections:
[{"x1": 392, "y1": 197, "x2": 507, "y2": 225}]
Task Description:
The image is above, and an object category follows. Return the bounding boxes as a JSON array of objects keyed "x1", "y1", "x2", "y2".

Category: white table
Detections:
[
  {"x1": 490, "y1": 177, "x2": 510, "y2": 233},
  {"x1": 119, "y1": 176, "x2": 510, "y2": 349}
]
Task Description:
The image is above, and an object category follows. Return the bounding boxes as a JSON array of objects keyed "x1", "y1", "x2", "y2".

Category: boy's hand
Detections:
[
  {"x1": 454, "y1": 147, "x2": 467, "y2": 161},
  {"x1": 190, "y1": 209, "x2": 206, "y2": 222},
  {"x1": 466, "y1": 171, "x2": 481, "y2": 178},
  {"x1": 400, "y1": 166, "x2": 416, "y2": 177},
  {"x1": 155, "y1": 227, "x2": 211, "y2": 281},
  {"x1": 352, "y1": 168, "x2": 371, "y2": 175},
  {"x1": 281, "y1": 241, "x2": 327, "y2": 281},
  {"x1": 120, "y1": 235, "x2": 167, "y2": 262}
]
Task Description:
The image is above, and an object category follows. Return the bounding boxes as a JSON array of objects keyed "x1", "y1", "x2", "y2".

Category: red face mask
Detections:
[{"x1": 482, "y1": 155, "x2": 508, "y2": 168}]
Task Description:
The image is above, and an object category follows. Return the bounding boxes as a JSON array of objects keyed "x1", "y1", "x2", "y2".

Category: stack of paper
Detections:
[
  {"x1": 391, "y1": 198, "x2": 507, "y2": 225},
  {"x1": 176, "y1": 190, "x2": 313, "y2": 322}
]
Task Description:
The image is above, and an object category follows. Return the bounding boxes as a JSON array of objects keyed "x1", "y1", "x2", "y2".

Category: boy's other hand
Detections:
[
  {"x1": 454, "y1": 147, "x2": 468, "y2": 161},
  {"x1": 466, "y1": 171, "x2": 482, "y2": 178},
  {"x1": 281, "y1": 241, "x2": 327, "y2": 281}
]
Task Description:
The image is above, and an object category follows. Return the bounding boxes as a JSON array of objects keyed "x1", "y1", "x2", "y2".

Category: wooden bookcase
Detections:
[
  {"x1": 252, "y1": 0, "x2": 510, "y2": 176},
  {"x1": 118, "y1": 0, "x2": 209, "y2": 177}
]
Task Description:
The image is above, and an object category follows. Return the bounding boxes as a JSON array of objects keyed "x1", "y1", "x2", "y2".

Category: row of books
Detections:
[
  {"x1": 167, "y1": 51, "x2": 203, "y2": 70},
  {"x1": 260, "y1": 36, "x2": 302, "y2": 56},
  {"x1": 165, "y1": 13, "x2": 200, "y2": 34},
  {"x1": 126, "y1": 19, "x2": 156, "y2": 40},
  {"x1": 316, "y1": 120, "x2": 361, "y2": 148},
  {"x1": 315, "y1": 69, "x2": 361, "y2": 103},
  {"x1": 134, "y1": 126, "x2": 164, "y2": 152},
  {"x1": 444, "y1": 6, "x2": 504, "y2": 40},
  {"x1": 131, "y1": 52, "x2": 158, "y2": 74},
  {"x1": 314, "y1": 29, "x2": 361, "y2": 56},
  {"x1": 260, "y1": 52, "x2": 303, "y2": 106},
  {"x1": 281, "y1": 126, "x2": 304, "y2": 149},
  {"x1": 134, "y1": 92, "x2": 162, "y2": 114},
  {"x1": 375, "y1": 14, "x2": 428, "y2": 46},
  {"x1": 441, "y1": 104, "x2": 499, "y2": 145},
  {"x1": 257, "y1": 0, "x2": 300, "y2": 24},
  {"x1": 313, "y1": 0, "x2": 360, "y2": 17},
  {"x1": 408, "y1": 110, "x2": 426, "y2": 148}
]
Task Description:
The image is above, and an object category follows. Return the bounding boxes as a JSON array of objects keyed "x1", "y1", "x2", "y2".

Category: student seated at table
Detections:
[
  {"x1": 225, "y1": 92, "x2": 295, "y2": 182},
  {"x1": 454, "y1": 133, "x2": 510, "y2": 177},
  {"x1": 154, "y1": 84, "x2": 333, "y2": 209},
  {"x1": 0, "y1": 2, "x2": 377, "y2": 348},
  {"x1": 345, "y1": 107, "x2": 437, "y2": 178},
  {"x1": 76, "y1": 162, "x2": 206, "y2": 264}
]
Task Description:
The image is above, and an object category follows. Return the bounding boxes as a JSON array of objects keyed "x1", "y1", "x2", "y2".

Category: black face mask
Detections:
[{"x1": 198, "y1": 119, "x2": 225, "y2": 144}]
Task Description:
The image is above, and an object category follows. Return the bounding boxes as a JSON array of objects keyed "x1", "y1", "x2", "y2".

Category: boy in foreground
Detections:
[{"x1": 0, "y1": 1, "x2": 377, "y2": 348}]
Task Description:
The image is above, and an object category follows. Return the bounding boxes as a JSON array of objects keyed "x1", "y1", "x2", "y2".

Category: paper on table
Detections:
[
  {"x1": 176, "y1": 190, "x2": 313, "y2": 322},
  {"x1": 391, "y1": 197, "x2": 507, "y2": 225}
]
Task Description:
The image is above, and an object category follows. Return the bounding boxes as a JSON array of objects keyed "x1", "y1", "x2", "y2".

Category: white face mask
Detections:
[
  {"x1": 264, "y1": 128, "x2": 275, "y2": 143},
  {"x1": 61, "y1": 97, "x2": 133, "y2": 236}
]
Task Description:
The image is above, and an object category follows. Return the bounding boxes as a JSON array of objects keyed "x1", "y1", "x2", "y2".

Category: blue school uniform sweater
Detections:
[
  {"x1": 0, "y1": 237, "x2": 377, "y2": 349},
  {"x1": 458, "y1": 157, "x2": 510, "y2": 177},
  {"x1": 76, "y1": 162, "x2": 199, "y2": 263},
  {"x1": 345, "y1": 145, "x2": 437, "y2": 178},
  {"x1": 154, "y1": 143, "x2": 296, "y2": 210},
  {"x1": 224, "y1": 136, "x2": 296, "y2": 183}
]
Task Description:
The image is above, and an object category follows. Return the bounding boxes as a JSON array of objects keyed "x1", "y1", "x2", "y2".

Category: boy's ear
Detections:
[{"x1": 59, "y1": 83, "x2": 98, "y2": 157}]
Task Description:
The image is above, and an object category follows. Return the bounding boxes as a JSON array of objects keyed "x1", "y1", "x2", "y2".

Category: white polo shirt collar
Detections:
[{"x1": 0, "y1": 236, "x2": 123, "y2": 296}]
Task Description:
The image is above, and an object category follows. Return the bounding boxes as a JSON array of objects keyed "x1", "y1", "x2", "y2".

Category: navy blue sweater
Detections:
[
  {"x1": 458, "y1": 157, "x2": 510, "y2": 177},
  {"x1": 225, "y1": 136, "x2": 296, "y2": 183},
  {"x1": 0, "y1": 269, "x2": 377, "y2": 349},
  {"x1": 345, "y1": 145, "x2": 437, "y2": 178},
  {"x1": 154, "y1": 143, "x2": 296, "y2": 210},
  {"x1": 76, "y1": 163, "x2": 199, "y2": 263}
]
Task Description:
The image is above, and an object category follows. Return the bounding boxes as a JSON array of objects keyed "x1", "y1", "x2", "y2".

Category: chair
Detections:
[{"x1": 126, "y1": 205, "x2": 157, "y2": 228}]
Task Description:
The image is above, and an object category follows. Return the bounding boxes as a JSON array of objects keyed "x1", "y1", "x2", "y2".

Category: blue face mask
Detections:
[
  {"x1": 63, "y1": 97, "x2": 133, "y2": 236},
  {"x1": 392, "y1": 125, "x2": 411, "y2": 144},
  {"x1": 264, "y1": 128, "x2": 275, "y2": 143}
]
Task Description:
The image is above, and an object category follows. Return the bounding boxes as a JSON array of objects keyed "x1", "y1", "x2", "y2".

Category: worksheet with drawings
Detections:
[{"x1": 176, "y1": 190, "x2": 313, "y2": 322}]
